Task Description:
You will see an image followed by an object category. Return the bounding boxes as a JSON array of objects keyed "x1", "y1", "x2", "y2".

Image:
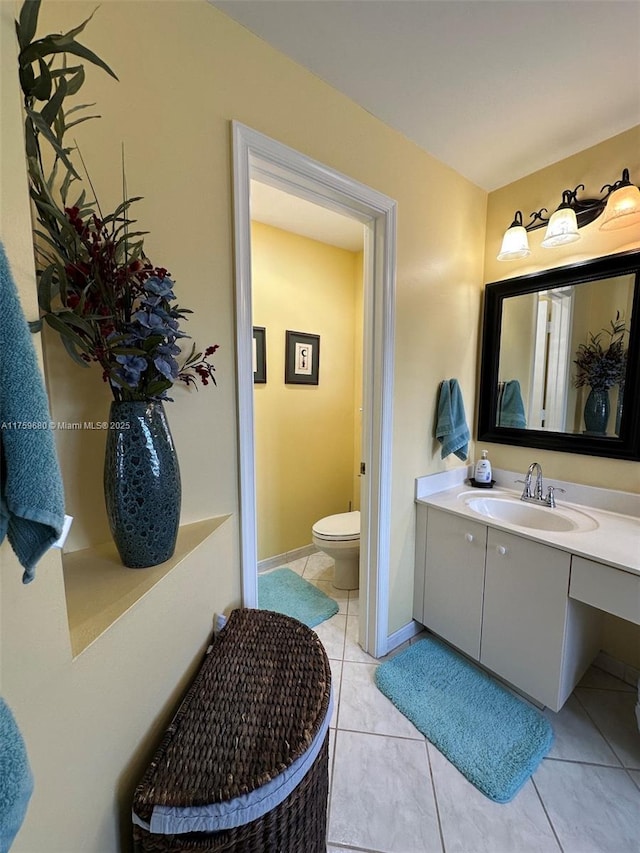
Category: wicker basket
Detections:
[{"x1": 132, "y1": 608, "x2": 332, "y2": 853}]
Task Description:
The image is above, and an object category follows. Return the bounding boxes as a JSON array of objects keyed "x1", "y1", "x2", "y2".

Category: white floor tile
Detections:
[
  {"x1": 533, "y1": 760, "x2": 640, "y2": 853},
  {"x1": 285, "y1": 556, "x2": 308, "y2": 575},
  {"x1": 328, "y1": 658, "x2": 342, "y2": 729},
  {"x1": 314, "y1": 613, "x2": 346, "y2": 661},
  {"x1": 328, "y1": 730, "x2": 442, "y2": 853},
  {"x1": 344, "y1": 614, "x2": 377, "y2": 663},
  {"x1": 575, "y1": 687, "x2": 640, "y2": 768},
  {"x1": 338, "y1": 661, "x2": 423, "y2": 739},
  {"x1": 428, "y1": 744, "x2": 560, "y2": 853},
  {"x1": 629, "y1": 769, "x2": 640, "y2": 791},
  {"x1": 543, "y1": 695, "x2": 621, "y2": 765},
  {"x1": 327, "y1": 847, "x2": 372, "y2": 853},
  {"x1": 311, "y1": 578, "x2": 348, "y2": 613},
  {"x1": 304, "y1": 551, "x2": 335, "y2": 580},
  {"x1": 328, "y1": 727, "x2": 336, "y2": 796},
  {"x1": 578, "y1": 665, "x2": 635, "y2": 692},
  {"x1": 347, "y1": 591, "x2": 360, "y2": 616}
]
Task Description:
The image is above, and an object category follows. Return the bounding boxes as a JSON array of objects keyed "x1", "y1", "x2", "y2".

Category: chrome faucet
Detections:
[
  {"x1": 521, "y1": 462, "x2": 544, "y2": 502},
  {"x1": 517, "y1": 462, "x2": 565, "y2": 507}
]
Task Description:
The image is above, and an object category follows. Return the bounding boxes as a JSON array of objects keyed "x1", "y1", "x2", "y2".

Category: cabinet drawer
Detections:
[{"x1": 570, "y1": 557, "x2": 640, "y2": 626}]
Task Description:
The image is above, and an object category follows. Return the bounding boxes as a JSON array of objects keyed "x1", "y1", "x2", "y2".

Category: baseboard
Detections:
[
  {"x1": 257, "y1": 554, "x2": 286, "y2": 573},
  {"x1": 386, "y1": 619, "x2": 423, "y2": 654},
  {"x1": 594, "y1": 650, "x2": 640, "y2": 688},
  {"x1": 258, "y1": 544, "x2": 317, "y2": 574}
]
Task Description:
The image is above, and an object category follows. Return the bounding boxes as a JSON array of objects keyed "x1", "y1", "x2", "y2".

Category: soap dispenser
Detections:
[{"x1": 474, "y1": 449, "x2": 492, "y2": 484}]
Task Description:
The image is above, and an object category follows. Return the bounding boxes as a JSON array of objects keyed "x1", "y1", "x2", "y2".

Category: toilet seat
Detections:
[{"x1": 312, "y1": 511, "x2": 360, "y2": 541}]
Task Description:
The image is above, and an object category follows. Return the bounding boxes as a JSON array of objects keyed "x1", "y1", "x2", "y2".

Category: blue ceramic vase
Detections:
[
  {"x1": 104, "y1": 401, "x2": 181, "y2": 568},
  {"x1": 583, "y1": 387, "x2": 610, "y2": 436}
]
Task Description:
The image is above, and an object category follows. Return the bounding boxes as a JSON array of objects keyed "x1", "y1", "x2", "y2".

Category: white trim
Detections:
[
  {"x1": 386, "y1": 619, "x2": 423, "y2": 654},
  {"x1": 231, "y1": 122, "x2": 396, "y2": 658}
]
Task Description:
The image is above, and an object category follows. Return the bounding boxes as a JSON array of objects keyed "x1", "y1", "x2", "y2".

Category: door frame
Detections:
[{"x1": 231, "y1": 122, "x2": 396, "y2": 657}]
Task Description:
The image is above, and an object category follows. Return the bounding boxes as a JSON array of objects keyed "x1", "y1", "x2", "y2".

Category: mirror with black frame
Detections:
[{"x1": 478, "y1": 250, "x2": 640, "y2": 460}]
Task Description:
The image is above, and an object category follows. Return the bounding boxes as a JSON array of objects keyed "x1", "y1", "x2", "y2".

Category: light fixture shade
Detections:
[
  {"x1": 497, "y1": 214, "x2": 530, "y2": 261},
  {"x1": 541, "y1": 207, "x2": 580, "y2": 248},
  {"x1": 599, "y1": 183, "x2": 640, "y2": 231}
]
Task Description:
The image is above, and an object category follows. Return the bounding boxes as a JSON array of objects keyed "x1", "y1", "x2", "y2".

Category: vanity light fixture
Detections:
[
  {"x1": 599, "y1": 169, "x2": 640, "y2": 230},
  {"x1": 541, "y1": 189, "x2": 581, "y2": 248},
  {"x1": 496, "y1": 211, "x2": 532, "y2": 261},
  {"x1": 497, "y1": 168, "x2": 640, "y2": 261}
]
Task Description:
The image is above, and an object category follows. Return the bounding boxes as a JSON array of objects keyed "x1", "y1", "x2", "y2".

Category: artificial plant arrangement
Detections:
[
  {"x1": 16, "y1": 0, "x2": 217, "y2": 403},
  {"x1": 573, "y1": 313, "x2": 627, "y2": 392}
]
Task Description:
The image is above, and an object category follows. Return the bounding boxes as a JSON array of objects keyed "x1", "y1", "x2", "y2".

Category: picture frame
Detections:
[
  {"x1": 285, "y1": 330, "x2": 320, "y2": 385},
  {"x1": 253, "y1": 326, "x2": 267, "y2": 384}
]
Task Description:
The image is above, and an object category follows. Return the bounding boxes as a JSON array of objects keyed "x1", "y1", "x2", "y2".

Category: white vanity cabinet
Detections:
[
  {"x1": 569, "y1": 556, "x2": 640, "y2": 626},
  {"x1": 415, "y1": 507, "x2": 487, "y2": 660},
  {"x1": 415, "y1": 504, "x2": 602, "y2": 711},
  {"x1": 481, "y1": 530, "x2": 574, "y2": 710}
]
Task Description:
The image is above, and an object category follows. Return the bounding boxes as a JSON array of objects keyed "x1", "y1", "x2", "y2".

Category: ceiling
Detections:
[
  {"x1": 212, "y1": 0, "x2": 640, "y2": 192},
  {"x1": 250, "y1": 181, "x2": 365, "y2": 251}
]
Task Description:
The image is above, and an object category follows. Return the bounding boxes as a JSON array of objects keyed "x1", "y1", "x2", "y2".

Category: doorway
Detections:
[{"x1": 231, "y1": 123, "x2": 396, "y2": 657}]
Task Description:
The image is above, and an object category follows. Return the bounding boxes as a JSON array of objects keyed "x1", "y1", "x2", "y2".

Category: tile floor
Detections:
[{"x1": 277, "y1": 551, "x2": 640, "y2": 853}]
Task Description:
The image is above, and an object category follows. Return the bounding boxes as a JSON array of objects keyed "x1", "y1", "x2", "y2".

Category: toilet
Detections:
[{"x1": 311, "y1": 510, "x2": 360, "y2": 590}]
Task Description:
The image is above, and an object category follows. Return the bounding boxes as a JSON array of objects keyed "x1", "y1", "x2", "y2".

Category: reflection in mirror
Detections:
[
  {"x1": 496, "y1": 274, "x2": 634, "y2": 436},
  {"x1": 478, "y1": 251, "x2": 640, "y2": 461}
]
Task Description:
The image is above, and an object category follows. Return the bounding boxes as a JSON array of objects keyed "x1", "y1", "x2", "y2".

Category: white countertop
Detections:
[{"x1": 417, "y1": 482, "x2": 640, "y2": 576}]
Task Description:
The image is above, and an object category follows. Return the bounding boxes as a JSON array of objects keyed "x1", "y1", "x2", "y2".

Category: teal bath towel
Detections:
[
  {"x1": 0, "y1": 699, "x2": 33, "y2": 852},
  {"x1": 0, "y1": 242, "x2": 65, "y2": 582},
  {"x1": 498, "y1": 379, "x2": 527, "y2": 428},
  {"x1": 435, "y1": 379, "x2": 470, "y2": 461}
]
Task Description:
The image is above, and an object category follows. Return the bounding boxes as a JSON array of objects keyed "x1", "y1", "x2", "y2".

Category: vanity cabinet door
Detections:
[
  {"x1": 423, "y1": 508, "x2": 487, "y2": 660},
  {"x1": 481, "y1": 529, "x2": 571, "y2": 709}
]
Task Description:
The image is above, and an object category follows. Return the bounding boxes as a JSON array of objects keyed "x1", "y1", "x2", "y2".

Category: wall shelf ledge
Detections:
[{"x1": 62, "y1": 516, "x2": 231, "y2": 657}]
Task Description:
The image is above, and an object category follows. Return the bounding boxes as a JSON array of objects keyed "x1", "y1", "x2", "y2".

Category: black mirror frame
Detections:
[{"x1": 478, "y1": 250, "x2": 640, "y2": 461}]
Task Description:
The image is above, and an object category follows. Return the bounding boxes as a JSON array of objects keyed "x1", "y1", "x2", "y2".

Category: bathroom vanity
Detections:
[{"x1": 414, "y1": 471, "x2": 639, "y2": 712}]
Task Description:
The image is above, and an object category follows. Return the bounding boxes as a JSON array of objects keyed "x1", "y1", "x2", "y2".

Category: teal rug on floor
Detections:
[
  {"x1": 258, "y1": 567, "x2": 339, "y2": 628},
  {"x1": 374, "y1": 636, "x2": 554, "y2": 803}
]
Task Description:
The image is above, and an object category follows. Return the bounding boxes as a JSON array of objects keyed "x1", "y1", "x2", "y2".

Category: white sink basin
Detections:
[{"x1": 465, "y1": 496, "x2": 598, "y2": 533}]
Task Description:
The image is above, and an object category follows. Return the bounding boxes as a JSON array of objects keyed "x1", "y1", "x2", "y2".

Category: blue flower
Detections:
[
  {"x1": 133, "y1": 310, "x2": 165, "y2": 332},
  {"x1": 115, "y1": 355, "x2": 148, "y2": 387},
  {"x1": 144, "y1": 276, "x2": 176, "y2": 298},
  {"x1": 154, "y1": 355, "x2": 179, "y2": 381},
  {"x1": 157, "y1": 342, "x2": 181, "y2": 356}
]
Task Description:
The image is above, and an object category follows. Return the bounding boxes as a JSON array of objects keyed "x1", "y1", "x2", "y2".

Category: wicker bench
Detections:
[{"x1": 132, "y1": 608, "x2": 332, "y2": 853}]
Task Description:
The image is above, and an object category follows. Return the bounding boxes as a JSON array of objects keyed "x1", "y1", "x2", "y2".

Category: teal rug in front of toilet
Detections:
[
  {"x1": 374, "y1": 636, "x2": 554, "y2": 803},
  {"x1": 258, "y1": 567, "x2": 339, "y2": 628}
]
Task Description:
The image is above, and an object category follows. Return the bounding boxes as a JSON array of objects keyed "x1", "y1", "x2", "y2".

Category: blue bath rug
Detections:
[
  {"x1": 374, "y1": 636, "x2": 553, "y2": 803},
  {"x1": 258, "y1": 567, "x2": 339, "y2": 628}
]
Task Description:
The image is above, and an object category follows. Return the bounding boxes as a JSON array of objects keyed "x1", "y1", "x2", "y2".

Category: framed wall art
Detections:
[
  {"x1": 253, "y1": 326, "x2": 266, "y2": 384},
  {"x1": 285, "y1": 330, "x2": 320, "y2": 385}
]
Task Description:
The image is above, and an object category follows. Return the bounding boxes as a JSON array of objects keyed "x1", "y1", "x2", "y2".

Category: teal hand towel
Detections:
[
  {"x1": 0, "y1": 242, "x2": 65, "y2": 582},
  {"x1": 499, "y1": 379, "x2": 527, "y2": 428},
  {"x1": 436, "y1": 379, "x2": 470, "y2": 461},
  {"x1": 0, "y1": 699, "x2": 33, "y2": 852}
]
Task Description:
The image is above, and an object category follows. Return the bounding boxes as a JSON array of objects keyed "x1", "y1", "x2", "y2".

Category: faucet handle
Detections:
[{"x1": 545, "y1": 486, "x2": 566, "y2": 508}]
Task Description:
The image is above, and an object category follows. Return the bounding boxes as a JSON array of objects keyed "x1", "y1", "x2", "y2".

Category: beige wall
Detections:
[
  {"x1": 251, "y1": 222, "x2": 362, "y2": 560},
  {"x1": 485, "y1": 126, "x2": 640, "y2": 668},
  {"x1": 1, "y1": 1, "x2": 485, "y2": 848}
]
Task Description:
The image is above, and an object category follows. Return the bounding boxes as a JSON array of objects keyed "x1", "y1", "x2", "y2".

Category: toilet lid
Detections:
[{"x1": 312, "y1": 511, "x2": 360, "y2": 541}]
